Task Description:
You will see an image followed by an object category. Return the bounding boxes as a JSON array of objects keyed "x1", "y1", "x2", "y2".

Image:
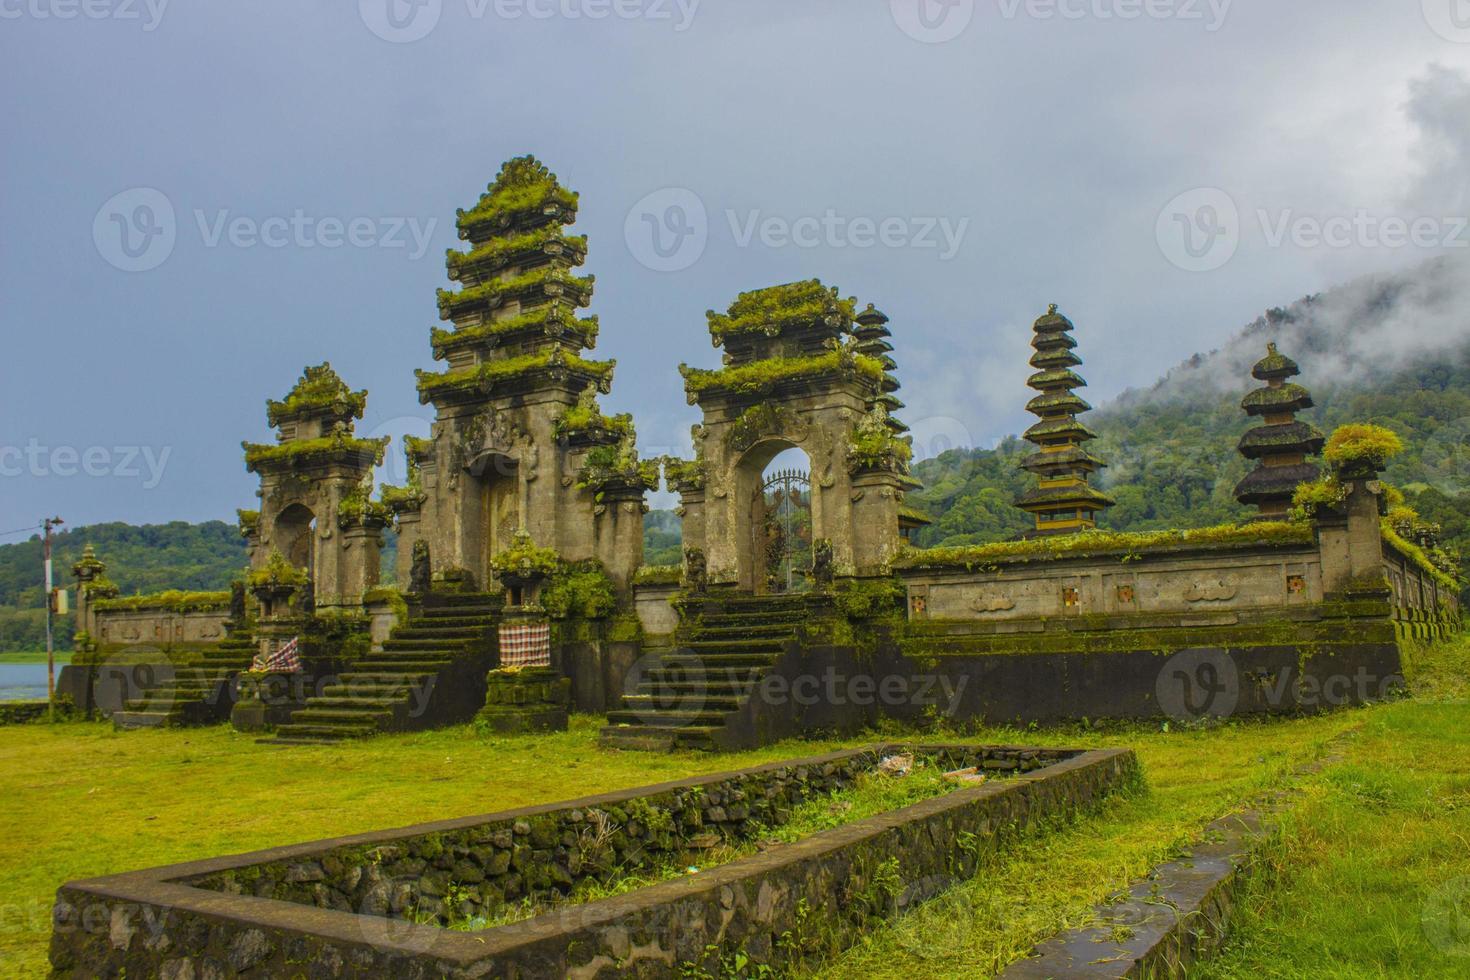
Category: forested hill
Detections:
[
  {"x1": 907, "y1": 256, "x2": 1470, "y2": 579},
  {"x1": 0, "y1": 521, "x2": 247, "y2": 651}
]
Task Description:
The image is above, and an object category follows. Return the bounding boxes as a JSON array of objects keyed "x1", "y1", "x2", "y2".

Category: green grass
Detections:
[
  {"x1": 0, "y1": 651, "x2": 70, "y2": 665},
  {"x1": 2, "y1": 639, "x2": 1467, "y2": 976}
]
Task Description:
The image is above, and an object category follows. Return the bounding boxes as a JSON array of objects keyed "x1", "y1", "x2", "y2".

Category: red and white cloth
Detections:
[
  {"x1": 498, "y1": 622, "x2": 551, "y2": 669},
  {"x1": 252, "y1": 636, "x2": 302, "y2": 674}
]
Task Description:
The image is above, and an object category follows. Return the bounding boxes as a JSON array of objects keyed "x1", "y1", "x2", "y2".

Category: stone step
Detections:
[
  {"x1": 619, "y1": 694, "x2": 744, "y2": 713},
  {"x1": 694, "y1": 623, "x2": 797, "y2": 640},
  {"x1": 646, "y1": 667, "x2": 770, "y2": 686},
  {"x1": 392, "y1": 625, "x2": 487, "y2": 641},
  {"x1": 656, "y1": 653, "x2": 781, "y2": 670},
  {"x1": 597, "y1": 723, "x2": 720, "y2": 751},
  {"x1": 304, "y1": 695, "x2": 409, "y2": 711},
  {"x1": 401, "y1": 615, "x2": 494, "y2": 630},
  {"x1": 698, "y1": 613, "x2": 806, "y2": 629},
  {"x1": 349, "y1": 664, "x2": 452, "y2": 678},
  {"x1": 290, "y1": 707, "x2": 394, "y2": 726},
  {"x1": 684, "y1": 638, "x2": 787, "y2": 654},
  {"x1": 635, "y1": 679, "x2": 757, "y2": 698},
  {"x1": 606, "y1": 708, "x2": 734, "y2": 727},
  {"x1": 270, "y1": 722, "x2": 379, "y2": 742},
  {"x1": 426, "y1": 593, "x2": 502, "y2": 609},
  {"x1": 113, "y1": 709, "x2": 184, "y2": 730},
  {"x1": 381, "y1": 638, "x2": 473, "y2": 653},
  {"x1": 339, "y1": 671, "x2": 439, "y2": 684}
]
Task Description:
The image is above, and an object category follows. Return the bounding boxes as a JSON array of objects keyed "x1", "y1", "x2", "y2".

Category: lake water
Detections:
[{"x1": 0, "y1": 663, "x2": 55, "y2": 701}]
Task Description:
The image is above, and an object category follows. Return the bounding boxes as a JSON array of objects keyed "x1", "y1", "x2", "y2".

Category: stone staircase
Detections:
[
  {"x1": 600, "y1": 594, "x2": 809, "y2": 751},
  {"x1": 112, "y1": 633, "x2": 257, "y2": 730},
  {"x1": 266, "y1": 593, "x2": 502, "y2": 745}
]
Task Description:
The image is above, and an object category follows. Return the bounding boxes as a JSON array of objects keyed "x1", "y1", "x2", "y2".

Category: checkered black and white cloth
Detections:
[
  {"x1": 251, "y1": 636, "x2": 302, "y2": 674},
  {"x1": 498, "y1": 622, "x2": 551, "y2": 669}
]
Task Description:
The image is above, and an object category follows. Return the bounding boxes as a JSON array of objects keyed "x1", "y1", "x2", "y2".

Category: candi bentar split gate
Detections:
[{"x1": 61, "y1": 155, "x2": 1461, "y2": 751}]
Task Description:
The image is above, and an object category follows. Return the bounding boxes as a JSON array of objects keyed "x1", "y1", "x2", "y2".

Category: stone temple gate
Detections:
[
  {"x1": 240, "y1": 365, "x2": 390, "y2": 612},
  {"x1": 670, "y1": 283, "x2": 917, "y2": 592}
]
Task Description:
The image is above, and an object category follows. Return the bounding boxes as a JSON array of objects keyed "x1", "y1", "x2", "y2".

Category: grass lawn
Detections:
[
  {"x1": 1, "y1": 638, "x2": 1465, "y2": 977},
  {"x1": 0, "y1": 651, "x2": 70, "y2": 665}
]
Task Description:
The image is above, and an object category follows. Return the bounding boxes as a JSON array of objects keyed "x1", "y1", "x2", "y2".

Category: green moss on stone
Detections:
[
  {"x1": 681, "y1": 351, "x2": 884, "y2": 399},
  {"x1": 894, "y1": 521, "x2": 1314, "y2": 571},
  {"x1": 92, "y1": 590, "x2": 231, "y2": 614},
  {"x1": 243, "y1": 434, "x2": 388, "y2": 471},
  {"x1": 416, "y1": 351, "x2": 614, "y2": 402}
]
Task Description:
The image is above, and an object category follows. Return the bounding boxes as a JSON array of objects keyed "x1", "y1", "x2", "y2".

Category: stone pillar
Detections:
[
  {"x1": 1317, "y1": 477, "x2": 1387, "y2": 596},
  {"x1": 478, "y1": 565, "x2": 569, "y2": 733},
  {"x1": 848, "y1": 469, "x2": 905, "y2": 578},
  {"x1": 677, "y1": 487, "x2": 706, "y2": 560},
  {"x1": 327, "y1": 522, "x2": 384, "y2": 611},
  {"x1": 394, "y1": 508, "x2": 423, "y2": 589},
  {"x1": 597, "y1": 487, "x2": 647, "y2": 597},
  {"x1": 70, "y1": 545, "x2": 108, "y2": 644}
]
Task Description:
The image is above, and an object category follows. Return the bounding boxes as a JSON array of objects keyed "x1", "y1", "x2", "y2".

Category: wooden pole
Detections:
[{"x1": 43, "y1": 516, "x2": 63, "y2": 721}]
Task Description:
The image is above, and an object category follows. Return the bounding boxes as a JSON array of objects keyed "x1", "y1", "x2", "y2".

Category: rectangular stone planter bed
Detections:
[{"x1": 51, "y1": 743, "x2": 1139, "y2": 979}]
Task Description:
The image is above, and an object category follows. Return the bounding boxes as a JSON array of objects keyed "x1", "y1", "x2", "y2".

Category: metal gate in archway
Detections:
[{"x1": 760, "y1": 468, "x2": 813, "y2": 594}]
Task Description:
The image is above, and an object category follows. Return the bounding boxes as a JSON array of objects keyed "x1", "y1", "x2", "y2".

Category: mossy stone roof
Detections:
[
  {"x1": 1252, "y1": 342, "x2": 1301, "y2": 381},
  {"x1": 1233, "y1": 461, "x2": 1320, "y2": 503},
  {"x1": 1015, "y1": 482, "x2": 1115, "y2": 509},
  {"x1": 1029, "y1": 348, "x2": 1082, "y2": 370},
  {"x1": 706, "y1": 280, "x2": 855, "y2": 342},
  {"x1": 1033, "y1": 304, "x2": 1074, "y2": 333},
  {"x1": 266, "y1": 363, "x2": 367, "y2": 428},
  {"x1": 455, "y1": 156, "x2": 579, "y2": 241},
  {"x1": 1026, "y1": 392, "x2": 1093, "y2": 416},
  {"x1": 1237, "y1": 420, "x2": 1325, "y2": 459},
  {"x1": 1242, "y1": 382, "x2": 1313, "y2": 415},
  {"x1": 1020, "y1": 446, "x2": 1109, "y2": 475},
  {"x1": 1027, "y1": 368, "x2": 1087, "y2": 391},
  {"x1": 1023, "y1": 417, "x2": 1099, "y2": 444}
]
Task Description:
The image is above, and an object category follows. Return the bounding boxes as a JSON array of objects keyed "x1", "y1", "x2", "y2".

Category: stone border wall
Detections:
[
  {"x1": 898, "y1": 541, "x2": 1328, "y2": 626},
  {"x1": 90, "y1": 606, "x2": 231, "y2": 656},
  {"x1": 50, "y1": 743, "x2": 1137, "y2": 978},
  {"x1": 1383, "y1": 539, "x2": 1462, "y2": 640}
]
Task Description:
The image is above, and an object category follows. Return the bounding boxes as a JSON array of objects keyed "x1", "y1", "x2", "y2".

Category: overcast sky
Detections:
[{"x1": 3, "y1": 0, "x2": 1470, "y2": 534}]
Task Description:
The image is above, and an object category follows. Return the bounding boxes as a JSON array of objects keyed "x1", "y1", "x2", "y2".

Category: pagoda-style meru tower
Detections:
[
  {"x1": 1233, "y1": 343, "x2": 1323, "y2": 518},
  {"x1": 395, "y1": 156, "x2": 653, "y2": 593},
  {"x1": 1016, "y1": 305, "x2": 1113, "y2": 534}
]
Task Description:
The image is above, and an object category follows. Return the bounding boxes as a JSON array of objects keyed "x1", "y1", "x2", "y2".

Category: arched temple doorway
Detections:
[
  {"x1": 471, "y1": 450, "x2": 522, "y2": 585},
  {"x1": 736, "y1": 442, "x2": 816, "y2": 594},
  {"x1": 273, "y1": 503, "x2": 317, "y2": 582}
]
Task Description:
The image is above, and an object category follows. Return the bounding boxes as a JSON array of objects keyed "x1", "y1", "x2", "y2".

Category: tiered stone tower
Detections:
[
  {"x1": 1234, "y1": 343, "x2": 1324, "y2": 518},
  {"x1": 1015, "y1": 305, "x2": 1113, "y2": 534},
  {"x1": 853, "y1": 304, "x2": 907, "y2": 428},
  {"x1": 672, "y1": 280, "x2": 916, "y2": 590},
  {"x1": 242, "y1": 364, "x2": 390, "y2": 610},
  {"x1": 397, "y1": 156, "x2": 652, "y2": 593}
]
